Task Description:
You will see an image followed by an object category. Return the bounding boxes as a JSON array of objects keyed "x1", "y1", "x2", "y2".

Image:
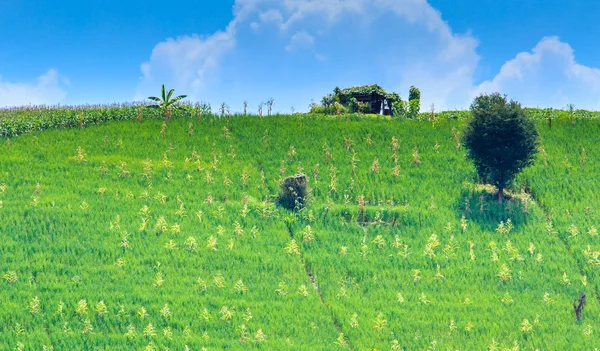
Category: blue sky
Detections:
[{"x1": 2, "y1": 0, "x2": 600, "y2": 111}]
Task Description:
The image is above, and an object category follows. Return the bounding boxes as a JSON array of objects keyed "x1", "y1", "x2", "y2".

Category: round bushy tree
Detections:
[{"x1": 463, "y1": 93, "x2": 539, "y2": 202}]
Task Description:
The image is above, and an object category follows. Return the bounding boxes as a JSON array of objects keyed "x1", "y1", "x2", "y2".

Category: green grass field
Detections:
[{"x1": 1, "y1": 111, "x2": 599, "y2": 350}]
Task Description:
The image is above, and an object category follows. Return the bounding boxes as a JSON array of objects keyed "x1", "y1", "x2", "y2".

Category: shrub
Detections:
[
  {"x1": 347, "y1": 97, "x2": 369, "y2": 114},
  {"x1": 358, "y1": 102, "x2": 371, "y2": 114},
  {"x1": 408, "y1": 100, "x2": 420, "y2": 119},
  {"x1": 348, "y1": 98, "x2": 359, "y2": 113},
  {"x1": 310, "y1": 102, "x2": 348, "y2": 115},
  {"x1": 321, "y1": 94, "x2": 335, "y2": 108},
  {"x1": 462, "y1": 93, "x2": 539, "y2": 202},
  {"x1": 333, "y1": 102, "x2": 349, "y2": 115},
  {"x1": 392, "y1": 101, "x2": 408, "y2": 118},
  {"x1": 278, "y1": 174, "x2": 308, "y2": 210}
]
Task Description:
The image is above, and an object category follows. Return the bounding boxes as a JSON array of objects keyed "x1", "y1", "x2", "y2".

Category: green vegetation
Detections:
[
  {"x1": 1, "y1": 106, "x2": 600, "y2": 350},
  {"x1": 407, "y1": 85, "x2": 421, "y2": 119},
  {"x1": 148, "y1": 85, "x2": 188, "y2": 122},
  {"x1": 463, "y1": 93, "x2": 539, "y2": 202}
]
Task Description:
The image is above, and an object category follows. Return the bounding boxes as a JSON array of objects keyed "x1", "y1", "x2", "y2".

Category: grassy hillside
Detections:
[{"x1": 1, "y1": 111, "x2": 599, "y2": 350}]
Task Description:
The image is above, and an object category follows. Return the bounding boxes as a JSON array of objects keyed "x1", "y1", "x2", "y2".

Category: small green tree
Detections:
[
  {"x1": 148, "y1": 84, "x2": 187, "y2": 122},
  {"x1": 463, "y1": 93, "x2": 539, "y2": 202},
  {"x1": 408, "y1": 85, "x2": 420, "y2": 101},
  {"x1": 408, "y1": 86, "x2": 421, "y2": 118}
]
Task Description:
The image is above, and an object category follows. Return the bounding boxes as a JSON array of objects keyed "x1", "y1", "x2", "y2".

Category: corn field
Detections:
[{"x1": 0, "y1": 109, "x2": 599, "y2": 350}]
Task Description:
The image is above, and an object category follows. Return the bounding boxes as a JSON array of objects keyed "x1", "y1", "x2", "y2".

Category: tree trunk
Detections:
[
  {"x1": 166, "y1": 106, "x2": 172, "y2": 122},
  {"x1": 498, "y1": 187, "x2": 504, "y2": 203}
]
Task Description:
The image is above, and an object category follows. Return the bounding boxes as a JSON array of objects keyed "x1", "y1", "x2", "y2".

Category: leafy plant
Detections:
[
  {"x1": 392, "y1": 100, "x2": 408, "y2": 118},
  {"x1": 147, "y1": 84, "x2": 187, "y2": 122}
]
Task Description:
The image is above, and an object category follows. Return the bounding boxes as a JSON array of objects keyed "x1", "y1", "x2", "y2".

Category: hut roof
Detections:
[{"x1": 340, "y1": 84, "x2": 401, "y2": 102}]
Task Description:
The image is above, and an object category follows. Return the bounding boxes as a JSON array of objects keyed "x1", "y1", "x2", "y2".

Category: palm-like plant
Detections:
[{"x1": 148, "y1": 84, "x2": 187, "y2": 122}]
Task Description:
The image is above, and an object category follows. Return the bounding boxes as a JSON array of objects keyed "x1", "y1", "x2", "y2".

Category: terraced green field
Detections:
[{"x1": 1, "y1": 111, "x2": 599, "y2": 350}]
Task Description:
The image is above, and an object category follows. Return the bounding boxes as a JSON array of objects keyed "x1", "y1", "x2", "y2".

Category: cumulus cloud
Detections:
[
  {"x1": 135, "y1": 24, "x2": 236, "y2": 101},
  {"x1": 136, "y1": 0, "x2": 482, "y2": 110},
  {"x1": 0, "y1": 69, "x2": 68, "y2": 107},
  {"x1": 136, "y1": 2, "x2": 600, "y2": 111},
  {"x1": 259, "y1": 9, "x2": 284, "y2": 26},
  {"x1": 474, "y1": 36, "x2": 600, "y2": 109}
]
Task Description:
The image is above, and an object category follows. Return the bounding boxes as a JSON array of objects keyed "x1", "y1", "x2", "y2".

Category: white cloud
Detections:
[
  {"x1": 130, "y1": 2, "x2": 600, "y2": 111},
  {"x1": 135, "y1": 24, "x2": 236, "y2": 101},
  {"x1": 474, "y1": 36, "x2": 600, "y2": 109},
  {"x1": 259, "y1": 9, "x2": 284, "y2": 26},
  {"x1": 285, "y1": 30, "x2": 315, "y2": 51},
  {"x1": 0, "y1": 69, "x2": 68, "y2": 107},
  {"x1": 136, "y1": 0, "x2": 481, "y2": 111},
  {"x1": 135, "y1": 0, "x2": 481, "y2": 110}
]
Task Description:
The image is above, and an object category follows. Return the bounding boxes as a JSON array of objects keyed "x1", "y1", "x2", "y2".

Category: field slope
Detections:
[{"x1": 1, "y1": 112, "x2": 599, "y2": 350}]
